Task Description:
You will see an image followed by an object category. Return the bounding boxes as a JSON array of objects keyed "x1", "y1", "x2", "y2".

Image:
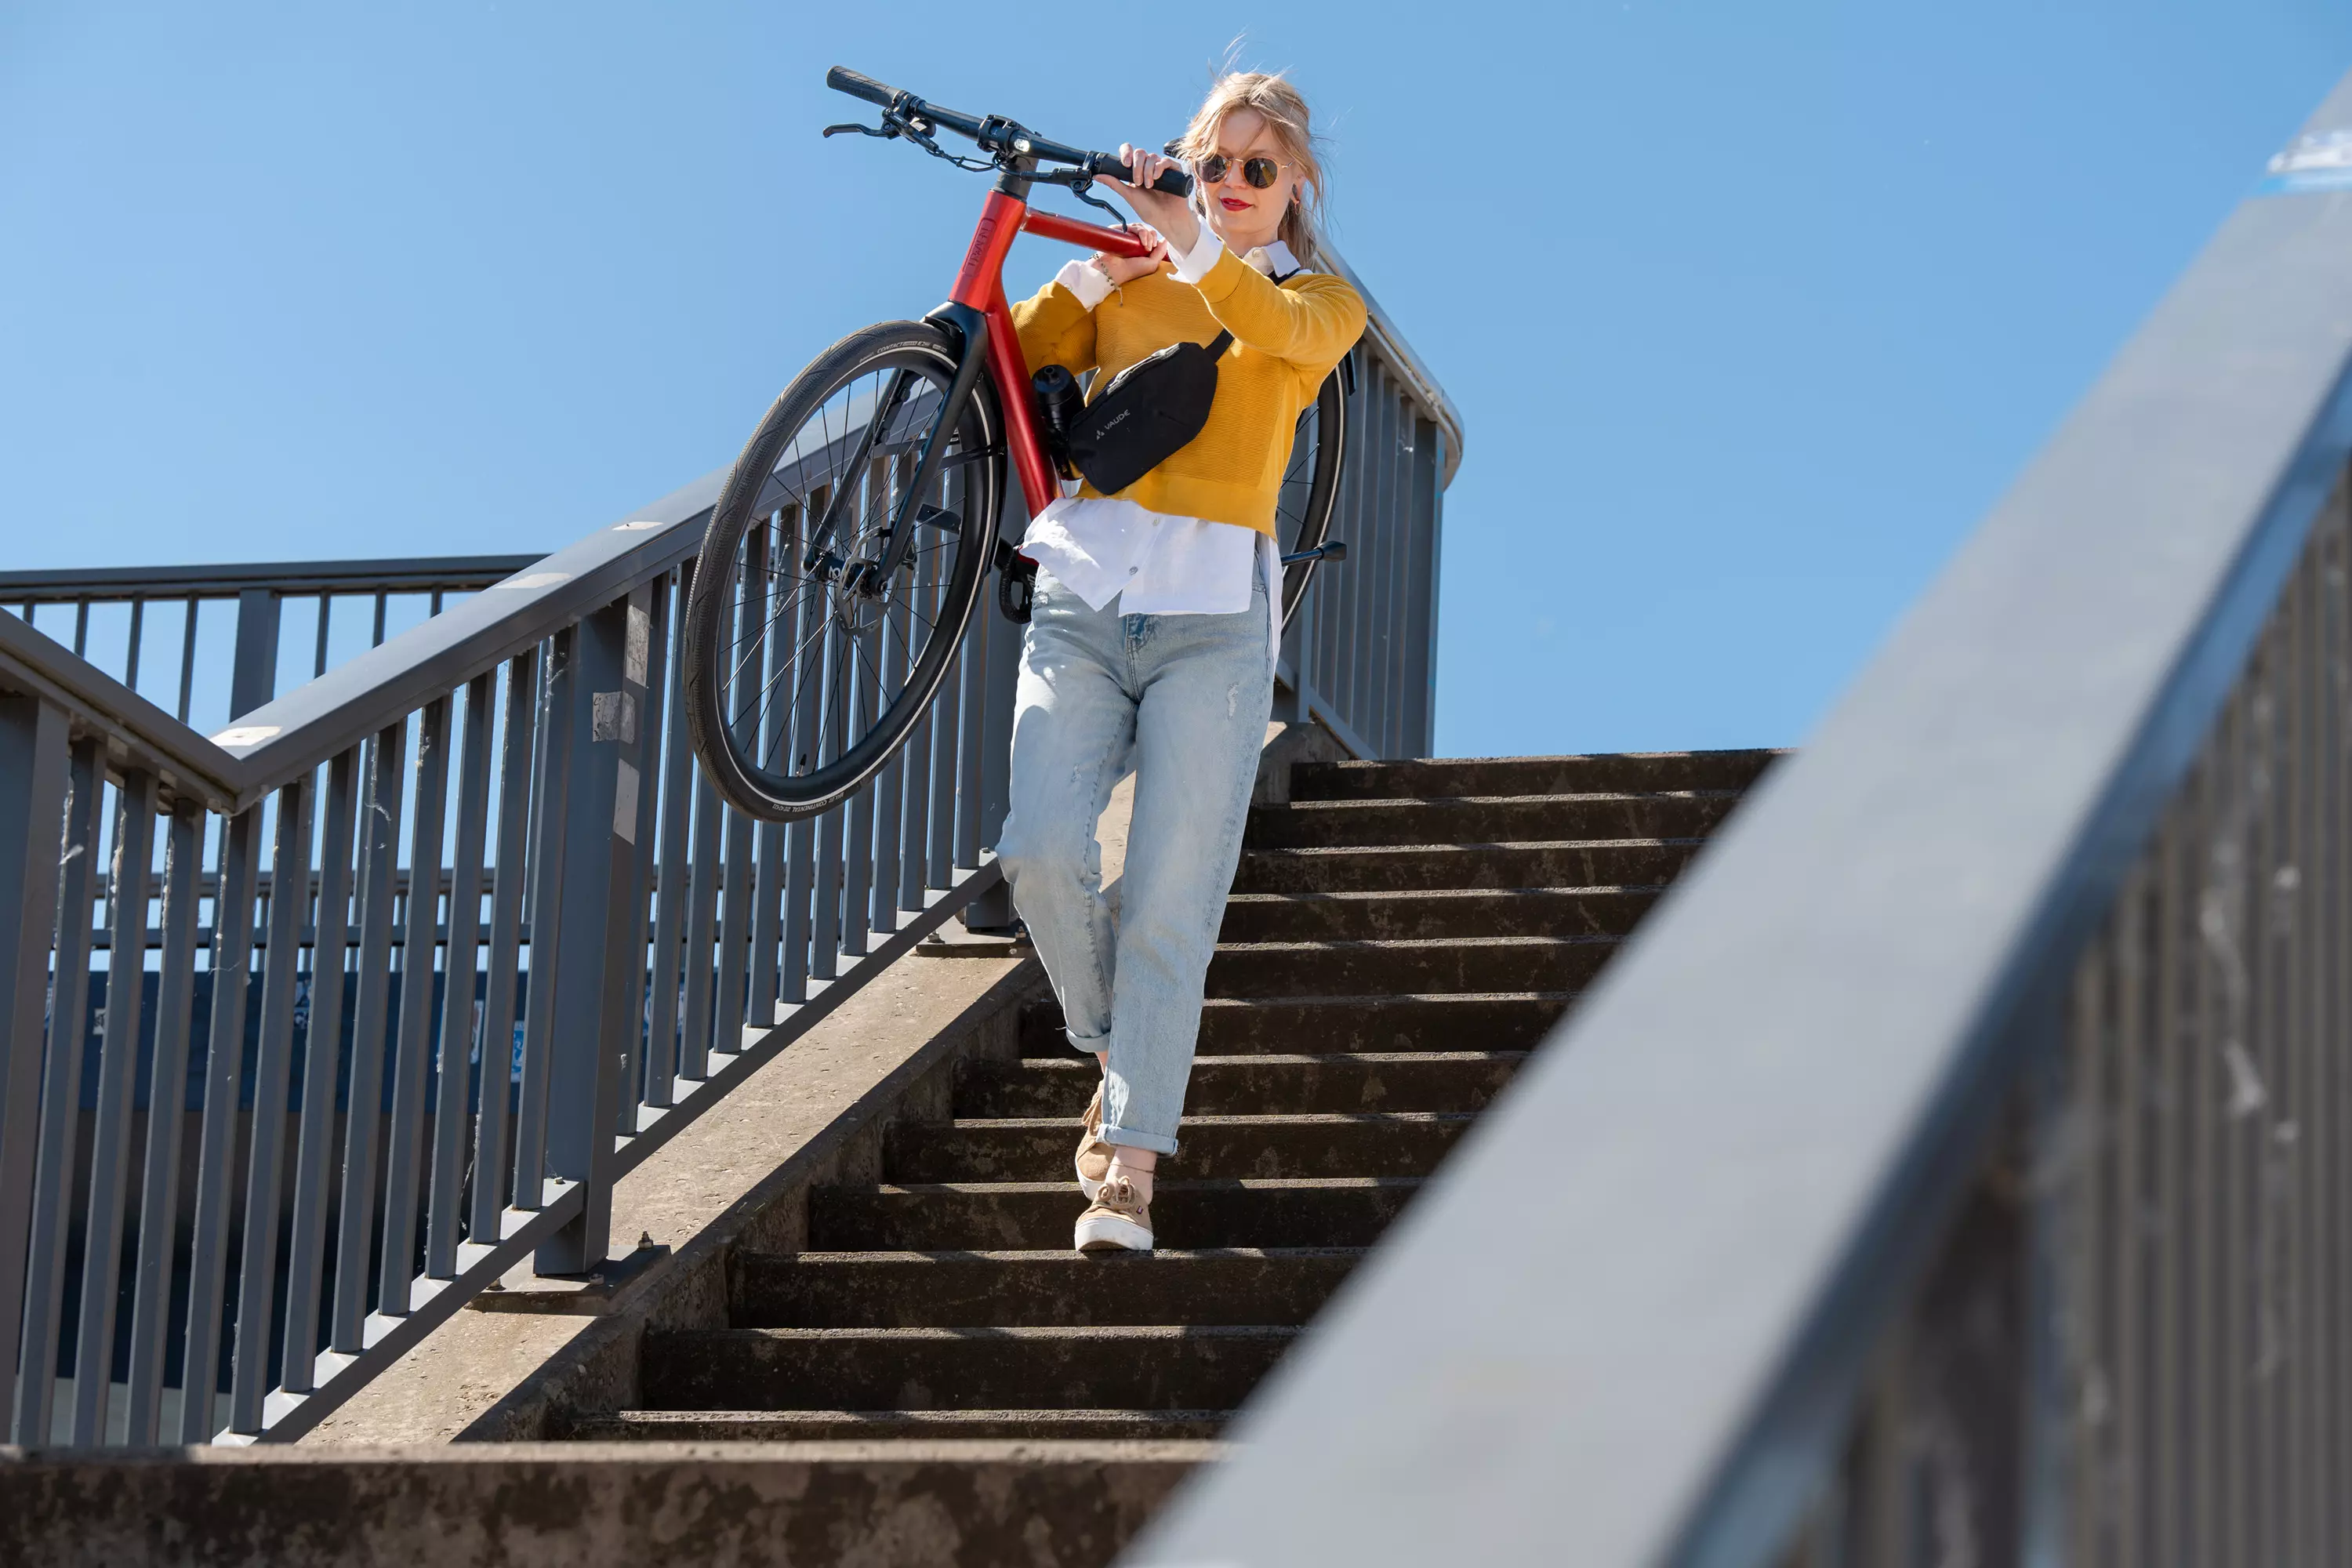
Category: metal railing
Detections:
[
  {"x1": 2, "y1": 298, "x2": 1457, "y2": 1449},
  {"x1": 1279, "y1": 251, "x2": 1457, "y2": 760},
  {"x1": 1126, "y1": 67, "x2": 2352, "y2": 1568},
  {"x1": 0, "y1": 556, "x2": 542, "y2": 736}
]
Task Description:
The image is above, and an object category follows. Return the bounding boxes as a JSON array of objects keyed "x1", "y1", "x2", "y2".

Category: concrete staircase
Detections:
[{"x1": 564, "y1": 749, "x2": 1775, "y2": 1494}]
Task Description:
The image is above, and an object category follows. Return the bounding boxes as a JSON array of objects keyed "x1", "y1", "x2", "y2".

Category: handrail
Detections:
[
  {"x1": 1128, "y1": 66, "x2": 2352, "y2": 1568},
  {"x1": 1320, "y1": 243, "x2": 1465, "y2": 485},
  {"x1": 0, "y1": 615, "x2": 238, "y2": 811},
  {"x1": 212, "y1": 473, "x2": 721, "y2": 806},
  {"x1": 0, "y1": 555, "x2": 543, "y2": 603}
]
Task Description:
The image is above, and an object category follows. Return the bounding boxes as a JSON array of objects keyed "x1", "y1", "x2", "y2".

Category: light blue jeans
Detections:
[{"x1": 995, "y1": 557, "x2": 1276, "y2": 1156}]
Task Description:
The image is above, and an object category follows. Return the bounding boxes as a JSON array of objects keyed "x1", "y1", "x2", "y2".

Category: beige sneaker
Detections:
[
  {"x1": 1076, "y1": 1081, "x2": 1113, "y2": 1199},
  {"x1": 1074, "y1": 1174, "x2": 1154, "y2": 1253}
]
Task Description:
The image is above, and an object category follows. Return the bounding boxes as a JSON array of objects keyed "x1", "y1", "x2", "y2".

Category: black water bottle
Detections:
[{"x1": 1032, "y1": 365, "x2": 1084, "y2": 480}]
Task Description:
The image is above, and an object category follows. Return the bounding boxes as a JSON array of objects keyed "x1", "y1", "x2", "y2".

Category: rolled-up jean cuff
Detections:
[
  {"x1": 1065, "y1": 1027, "x2": 1108, "y2": 1054},
  {"x1": 1099, "y1": 1123, "x2": 1179, "y2": 1156}
]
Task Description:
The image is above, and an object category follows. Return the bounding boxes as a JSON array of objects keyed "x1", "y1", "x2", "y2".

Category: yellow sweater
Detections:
[{"x1": 1011, "y1": 246, "x2": 1368, "y2": 536}]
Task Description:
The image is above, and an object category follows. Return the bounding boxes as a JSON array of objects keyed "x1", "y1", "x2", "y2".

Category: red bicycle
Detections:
[{"x1": 681, "y1": 67, "x2": 1350, "y2": 822}]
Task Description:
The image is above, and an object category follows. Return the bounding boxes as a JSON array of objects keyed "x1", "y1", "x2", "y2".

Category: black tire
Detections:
[
  {"x1": 682, "y1": 320, "x2": 1003, "y2": 822},
  {"x1": 1279, "y1": 361, "x2": 1350, "y2": 626}
]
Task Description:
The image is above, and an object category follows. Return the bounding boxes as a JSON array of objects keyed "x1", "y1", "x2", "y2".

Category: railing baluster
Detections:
[
  {"x1": 378, "y1": 697, "x2": 452, "y2": 1314},
  {"x1": 470, "y1": 651, "x2": 537, "y2": 1239},
  {"x1": 67, "y1": 768, "x2": 159, "y2": 1443},
  {"x1": 427, "y1": 677, "x2": 495, "y2": 1275},
  {"x1": 331, "y1": 720, "x2": 408, "y2": 1352},
  {"x1": 714, "y1": 535, "x2": 758, "y2": 1032},
  {"x1": 647, "y1": 572, "x2": 694, "y2": 1101},
  {"x1": 811, "y1": 608, "x2": 849, "y2": 981},
  {"x1": 873, "y1": 529, "x2": 908, "y2": 933},
  {"x1": 16, "y1": 742, "x2": 100, "y2": 1441},
  {"x1": 615, "y1": 590, "x2": 666, "y2": 1125},
  {"x1": 844, "y1": 464, "x2": 884, "y2": 957},
  {"x1": 1363, "y1": 383, "x2": 1394, "y2": 755},
  {"x1": 175, "y1": 800, "x2": 260, "y2": 1443},
  {"x1": 679, "y1": 770, "x2": 720, "y2": 1083},
  {"x1": 783, "y1": 501, "x2": 824, "y2": 1006},
  {"x1": 897, "y1": 495, "x2": 935, "y2": 913},
  {"x1": 953, "y1": 577, "x2": 987, "y2": 871},
  {"x1": 227, "y1": 773, "x2": 316, "y2": 1434},
  {"x1": 280, "y1": 746, "x2": 358, "y2": 1396},
  {"x1": 176, "y1": 595, "x2": 199, "y2": 724},
  {"x1": 314, "y1": 593, "x2": 333, "y2": 679},
  {"x1": 926, "y1": 470, "x2": 962, "y2": 890},
  {"x1": 1404, "y1": 415, "x2": 1440, "y2": 755},
  {"x1": 746, "y1": 521, "x2": 785, "y2": 1029},
  {"x1": 6, "y1": 733, "x2": 97, "y2": 1443},
  {"x1": 122, "y1": 804, "x2": 201, "y2": 1443},
  {"x1": 124, "y1": 597, "x2": 144, "y2": 691},
  {"x1": 511, "y1": 630, "x2": 575, "y2": 1207}
]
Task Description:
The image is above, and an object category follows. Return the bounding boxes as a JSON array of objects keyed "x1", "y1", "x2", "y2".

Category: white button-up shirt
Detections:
[{"x1": 1016, "y1": 230, "x2": 1299, "y2": 666}]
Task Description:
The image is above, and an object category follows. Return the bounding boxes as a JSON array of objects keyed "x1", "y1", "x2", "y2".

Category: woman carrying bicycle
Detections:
[{"x1": 995, "y1": 72, "x2": 1367, "y2": 1254}]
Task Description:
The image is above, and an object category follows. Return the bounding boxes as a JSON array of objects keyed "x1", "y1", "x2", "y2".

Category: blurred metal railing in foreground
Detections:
[
  {"x1": 1127, "y1": 68, "x2": 2352, "y2": 1568},
  {"x1": 0, "y1": 299, "x2": 1457, "y2": 1449}
]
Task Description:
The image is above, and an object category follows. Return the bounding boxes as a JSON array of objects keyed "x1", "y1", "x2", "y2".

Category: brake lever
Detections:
[{"x1": 823, "y1": 120, "x2": 901, "y2": 140}]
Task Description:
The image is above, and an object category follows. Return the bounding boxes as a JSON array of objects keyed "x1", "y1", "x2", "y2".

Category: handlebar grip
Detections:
[
  {"x1": 1085, "y1": 152, "x2": 1192, "y2": 197},
  {"x1": 826, "y1": 66, "x2": 898, "y2": 108}
]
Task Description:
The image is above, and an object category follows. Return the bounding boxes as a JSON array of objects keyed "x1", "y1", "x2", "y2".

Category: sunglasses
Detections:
[{"x1": 1197, "y1": 152, "x2": 1282, "y2": 189}]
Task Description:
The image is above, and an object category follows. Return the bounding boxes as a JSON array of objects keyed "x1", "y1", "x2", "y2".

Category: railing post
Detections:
[
  {"x1": 534, "y1": 587, "x2": 652, "y2": 1276},
  {"x1": 229, "y1": 586, "x2": 281, "y2": 719},
  {"x1": 0, "y1": 695, "x2": 71, "y2": 1425}
]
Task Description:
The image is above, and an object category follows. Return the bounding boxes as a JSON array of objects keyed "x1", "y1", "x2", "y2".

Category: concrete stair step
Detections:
[
  {"x1": 1290, "y1": 748, "x2": 1782, "y2": 800},
  {"x1": 565, "y1": 1409, "x2": 1232, "y2": 1443},
  {"x1": 808, "y1": 1178, "x2": 1425, "y2": 1250},
  {"x1": 959, "y1": 1052, "x2": 1526, "y2": 1118},
  {"x1": 1207, "y1": 935, "x2": 1618, "y2": 998},
  {"x1": 1195, "y1": 992, "x2": 1575, "y2": 1054},
  {"x1": 1220, "y1": 886, "x2": 1661, "y2": 942},
  {"x1": 1245, "y1": 791, "x2": 1738, "y2": 850},
  {"x1": 641, "y1": 1324, "x2": 1301, "y2": 1412},
  {"x1": 1018, "y1": 993, "x2": 1576, "y2": 1058},
  {"x1": 731, "y1": 1247, "x2": 1363, "y2": 1327},
  {"x1": 886, "y1": 1113, "x2": 1472, "y2": 1182},
  {"x1": 1232, "y1": 839, "x2": 1700, "y2": 894}
]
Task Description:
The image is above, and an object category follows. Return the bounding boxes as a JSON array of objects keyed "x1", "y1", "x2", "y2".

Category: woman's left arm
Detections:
[
  {"x1": 1100, "y1": 147, "x2": 1367, "y2": 367},
  {"x1": 1190, "y1": 254, "x2": 1367, "y2": 366}
]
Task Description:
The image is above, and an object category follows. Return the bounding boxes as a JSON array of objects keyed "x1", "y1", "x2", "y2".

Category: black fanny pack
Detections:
[{"x1": 1045, "y1": 328, "x2": 1233, "y2": 496}]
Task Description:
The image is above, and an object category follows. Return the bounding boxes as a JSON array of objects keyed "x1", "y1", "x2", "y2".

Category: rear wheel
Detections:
[
  {"x1": 682, "y1": 319, "x2": 1003, "y2": 822},
  {"x1": 1278, "y1": 361, "x2": 1350, "y2": 626}
]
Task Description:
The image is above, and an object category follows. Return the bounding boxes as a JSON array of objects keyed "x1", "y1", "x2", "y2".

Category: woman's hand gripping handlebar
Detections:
[{"x1": 824, "y1": 65, "x2": 1193, "y2": 196}]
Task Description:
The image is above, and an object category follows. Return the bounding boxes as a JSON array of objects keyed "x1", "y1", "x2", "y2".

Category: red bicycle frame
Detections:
[{"x1": 942, "y1": 190, "x2": 1156, "y2": 518}]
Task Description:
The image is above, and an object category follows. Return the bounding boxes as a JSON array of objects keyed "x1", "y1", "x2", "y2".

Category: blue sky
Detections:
[{"x1": 4, "y1": 2, "x2": 2347, "y2": 755}]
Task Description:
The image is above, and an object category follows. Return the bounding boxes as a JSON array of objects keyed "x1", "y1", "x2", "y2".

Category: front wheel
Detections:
[{"x1": 682, "y1": 319, "x2": 1004, "y2": 822}]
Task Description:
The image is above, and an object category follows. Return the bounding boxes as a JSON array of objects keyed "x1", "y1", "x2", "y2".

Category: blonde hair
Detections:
[{"x1": 1174, "y1": 71, "x2": 1327, "y2": 267}]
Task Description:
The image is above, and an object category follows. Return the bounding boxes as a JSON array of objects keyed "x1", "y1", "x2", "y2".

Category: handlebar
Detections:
[{"x1": 825, "y1": 65, "x2": 1192, "y2": 196}]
